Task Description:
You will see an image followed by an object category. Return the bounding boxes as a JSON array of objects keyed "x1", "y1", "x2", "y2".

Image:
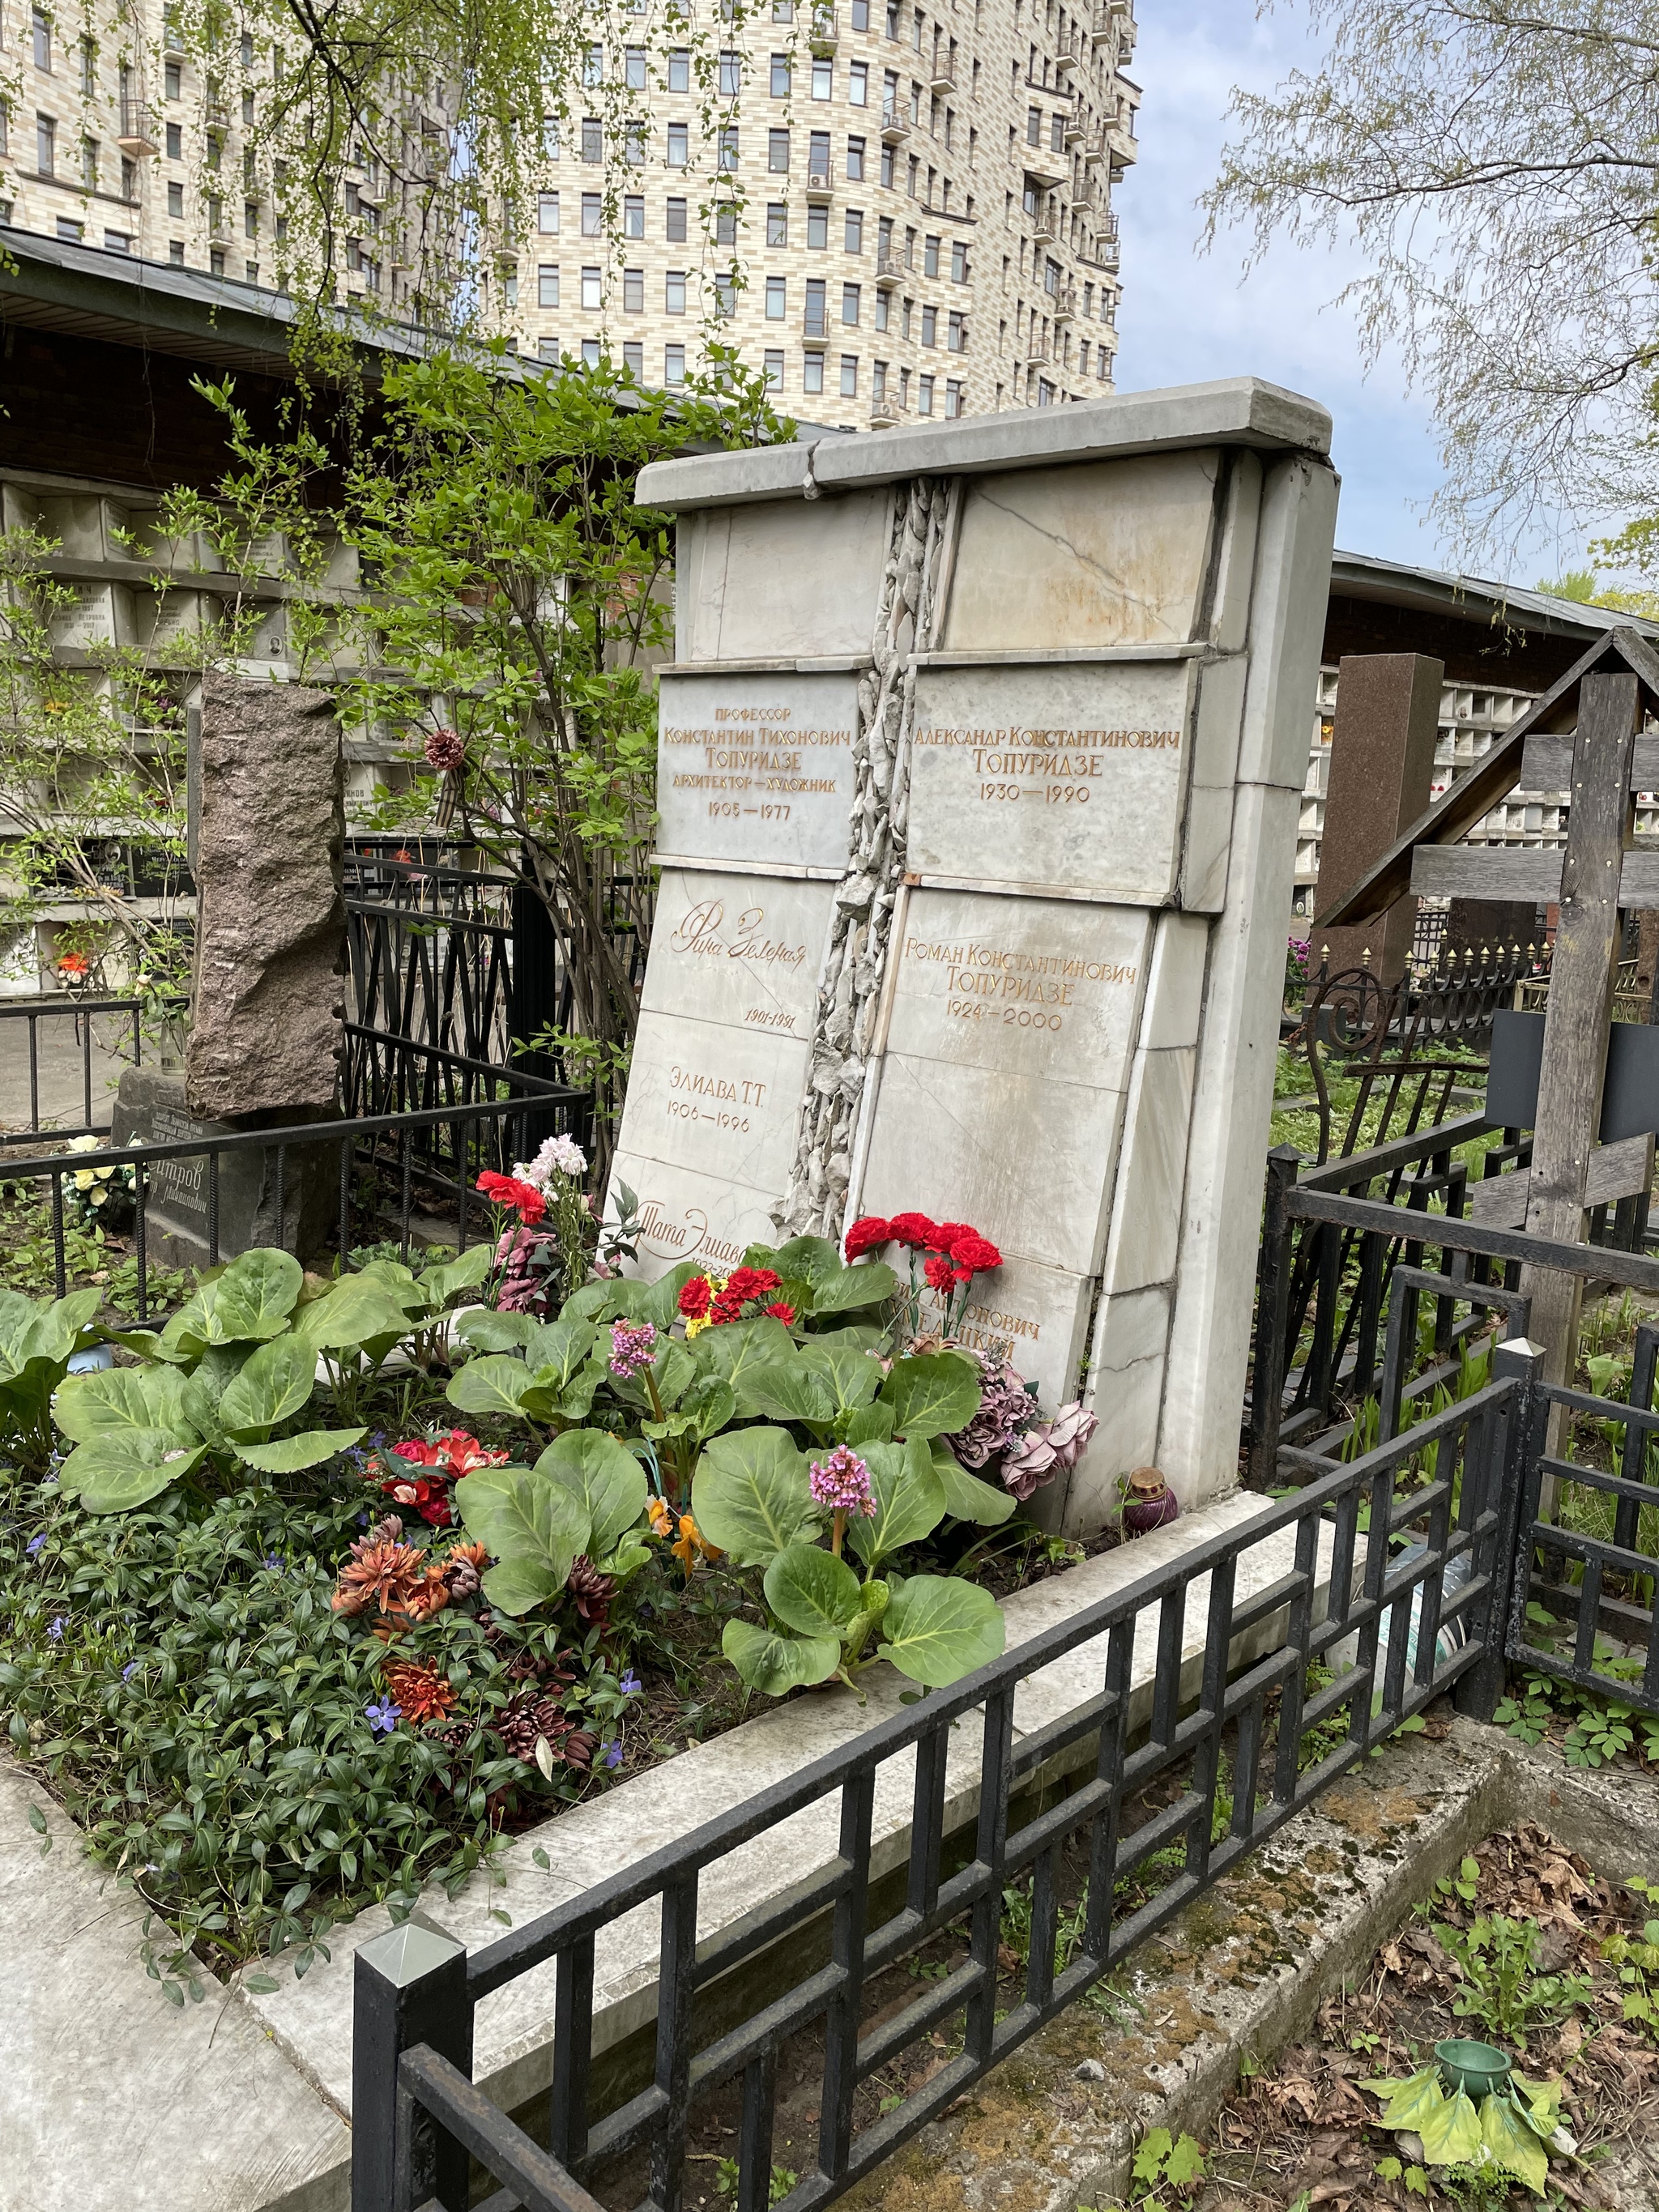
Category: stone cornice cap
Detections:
[{"x1": 637, "y1": 376, "x2": 1333, "y2": 511}]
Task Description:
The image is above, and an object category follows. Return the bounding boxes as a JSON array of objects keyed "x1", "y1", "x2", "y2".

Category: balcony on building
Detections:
[
  {"x1": 928, "y1": 64, "x2": 956, "y2": 94},
  {"x1": 1051, "y1": 283, "x2": 1077, "y2": 322},
  {"x1": 880, "y1": 105, "x2": 911, "y2": 146},
  {"x1": 869, "y1": 399, "x2": 900, "y2": 428},
  {"x1": 1030, "y1": 203, "x2": 1060, "y2": 246},
  {"x1": 808, "y1": 6, "x2": 838, "y2": 54},
  {"x1": 804, "y1": 167, "x2": 834, "y2": 201},
  {"x1": 117, "y1": 99, "x2": 160, "y2": 159},
  {"x1": 1022, "y1": 156, "x2": 1067, "y2": 193},
  {"x1": 874, "y1": 245, "x2": 902, "y2": 285}
]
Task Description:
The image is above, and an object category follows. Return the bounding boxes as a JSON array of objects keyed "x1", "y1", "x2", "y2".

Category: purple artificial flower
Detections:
[
  {"x1": 48, "y1": 1615, "x2": 66, "y2": 1641},
  {"x1": 808, "y1": 1446, "x2": 876, "y2": 1517},
  {"x1": 1000, "y1": 1404, "x2": 1100, "y2": 1502},
  {"x1": 945, "y1": 1355, "x2": 1038, "y2": 1471},
  {"x1": 25, "y1": 1533, "x2": 46, "y2": 1557},
  {"x1": 603, "y1": 1740, "x2": 625, "y2": 1771},
  {"x1": 618, "y1": 1669, "x2": 642, "y2": 1696},
  {"x1": 365, "y1": 1697, "x2": 403, "y2": 1737},
  {"x1": 608, "y1": 1319, "x2": 659, "y2": 1380}
]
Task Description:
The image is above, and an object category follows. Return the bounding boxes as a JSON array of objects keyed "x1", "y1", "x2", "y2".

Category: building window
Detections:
[
  {"x1": 850, "y1": 61, "x2": 868, "y2": 105},
  {"x1": 538, "y1": 336, "x2": 560, "y2": 361},
  {"x1": 624, "y1": 121, "x2": 646, "y2": 164},
  {"x1": 812, "y1": 58, "x2": 833, "y2": 100},
  {"x1": 844, "y1": 207, "x2": 863, "y2": 251},
  {"x1": 841, "y1": 281, "x2": 860, "y2": 324},
  {"x1": 1026, "y1": 107, "x2": 1041, "y2": 146},
  {"x1": 79, "y1": 35, "x2": 95, "y2": 95},
  {"x1": 244, "y1": 200, "x2": 258, "y2": 237},
  {"x1": 898, "y1": 364, "x2": 911, "y2": 404},
  {"x1": 56, "y1": 215, "x2": 82, "y2": 243},
  {"x1": 164, "y1": 59, "x2": 181, "y2": 99},
  {"x1": 766, "y1": 201, "x2": 787, "y2": 245},
  {"x1": 918, "y1": 372, "x2": 935, "y2": 414},
  {"x1": 665, "y1": 268, "x2": 686, "y2": 313},
  {"x1": 539, "y1": 264, "x2": 559, "y2": 307},
  {"x1": 32, "y1": 10, "x2": 49, "y2": 70},
  {"x1": 804, "y1": 276, "x2": 825, "y2": 335},
  {"x1": 582, "y1": 338, "x2": 601, "y2": 367},
  {"x1": 774, "y1": 0, "x2": 795, "y2": 16},
  {"x1": 624, "y1": 193, "x2": 644, "y2": 237},
  {"x1": 952, "y1": 237, "x2": 967, "y2": 282},
  {"x1": 164, "y1": 120, "x2": 181, "y2": 159},
  {"x1": 1038, "y1": 377, "x2": 1055, "y2": 405},
  {"x1": 807, "y1": 203, "x2": 829, "y2": 248},
  {"x1": 543, "y1": 114, "x2": 561, "y2": 158},
  {"x1": 766, "y1": 274, "x2": 786, "y2": 319},
  {"x1": 847, "y1": 135, "x2": 866, "y2": 180},
  {"x1": 1044, "y1": 255, "x2": 1060, "y2": 296},
  {"x1": 923, "y1": 233, "x2": 939, "y2": 276},
  {"x1": 168, "y1": 239, "x2": 185, "y2": 265},
  {"x1": 716, "y1": 198, "x2": 738, "y2": 244},
  {"x1": 80, "y1": 133, "x2": 98, "y2": 187},
  {"x1": 872, "y1": 359, "x2": 887, "y2": 400},
  {"x1": 1051, "y1": 111, "x2": 1064, "y2": 153},
  {"x1": 920, "y1": 303, "x2": 936, "y2": 345},
  {"x1": 583, "y1": 43, "x2": 603, "y2": 84},
  {"x1": 763, "y1": 347, "x2": 783, "y2": 387},
  {"x1": 808, "y1": 129, "x2": 830, "y2": 181},
  {"x1": 948, "y1": 310, "x2": 965, "y2": 351},
  {"x1": 502, "y1": 266, "x2": 518, "y2": 306},
  {"x1": 538, "y1": 191, "x2": 559, "y2": 232},
  {"x1": 851, "y1": 0, "x2": 870, "y2": 22},
  {"x1": 667, "y1": 48, "x2": 689, "y2": 92},
  {"x1": 625, "y1": 45, "x2": 646, "y2": 88},
  {"x1": 664, "y1": 343, "x2": 685, "y2": 385},
  {"x1": 880, "y1": 144, "x2": 894, "y2": 187},
  {"x1": 874, "y1": 288, "x2": 889, "y2": 330},
  {"x1": 770, "y1": 53, "x2": 791, "y2": 96},
  {"x1": 839, "y1": 352, "x2": 858, "y2": 396},
  {"x1": 714, "y1": 267, "x2": 736, "y2": 316},
  {"x1": 803, "y1": 351, "x2": 824, "y2": 394},
  {"x1": 623, "y1": 339, "x2": 643, "y2": 376},
  {"x1": 718, "y1": 126, "x2": 738, "y2": 170},
  {"x1": 581, "y1": 116, "x2": 602, "y2": 161},
  {"x1": 36, "y1": 113, "x2": 54, "y2": 175},
  {"x1": 209, "y1": 245, "x2": 225, "y2": 274},
  {"x1": 945, "y1": 377, "x2": 962, "y2": 417},
  {"x1": 581, "y1": 191, "x2": 602, "y2": 235},
  {"x1": 581, "y1": 264, "x2": 601, "y2": 308},
  {"x1": 167, "y1": 179, "x2": 184, "y2": 217},
  {"x1": 667, "y1": 121, "x2": 689, "y2": 167},
  {"x1": 768, "y1": 127, "x2": 790, "y2": 172},
  {"x1": 104, "y1": 229, "x2": 130, "y2": 254},
  {"x1": 719, "y1": 48, "x2": 741, "y2": 94},
  {"x1": 1079, "y1": 339, "x2": 1090, "y2": 375},
  {"x1": 666, "y1": 196, "x2": 688, "y2": 241},
  {"x1": 623, "y1": 266, "x2": 644, "y2": 310}
]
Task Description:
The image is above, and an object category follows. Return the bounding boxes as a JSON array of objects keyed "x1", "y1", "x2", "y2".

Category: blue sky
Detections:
[{"x1": 1110, "y1": 1, "x2": 1581, "y2": 586}]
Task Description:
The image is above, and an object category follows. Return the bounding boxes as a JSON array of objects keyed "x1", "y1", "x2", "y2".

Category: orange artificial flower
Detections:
[
  {"x1": 671, "y1": 1512, "x2": 722, "y2": 1579},
  {"x1": 382, "y1": 1657, "x2": 458, "y2": 1724}
]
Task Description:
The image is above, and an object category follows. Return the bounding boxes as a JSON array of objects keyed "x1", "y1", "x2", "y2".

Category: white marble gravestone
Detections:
[{"x1": 615, "y1": 380, "x2": 1339, "y2": 1528}]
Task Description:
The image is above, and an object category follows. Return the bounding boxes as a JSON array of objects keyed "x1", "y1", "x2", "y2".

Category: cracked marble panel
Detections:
[
  {"x1": 887, "y1": 889, "x2": 1149, "y2": 1083},
  {"x1": 614, "y1": 1011, "x2": 809, "y2": 1197},
  {"x1": 938, "y1": 450, "x2": 1222, "y2": 652},
  {"x1": 676, "y1": 491, "x2": 891, "y2": 661},
  {"x1": 656, "y1": 671, "x2": 861, "y2": 870},
  {"x1": 642, "y1": 872, "x2": 836, "y2": 1040},
  {"x1": 862, "y1": 1051, "x2": 1127, "y2": 1278},
  {"x1": 906, "y1": 659, "x2": 1196, "y2": 900}
]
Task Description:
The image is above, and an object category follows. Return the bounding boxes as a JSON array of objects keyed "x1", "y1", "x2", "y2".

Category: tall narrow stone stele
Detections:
[
  {"x1": 186, "y1": 674, "x2": 347, "y2": 1119},
  {"x1": 614, "y1": 379, "x2": 1340, "y2": 1528}
]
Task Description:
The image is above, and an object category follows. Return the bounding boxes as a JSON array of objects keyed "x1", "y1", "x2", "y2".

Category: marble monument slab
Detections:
[
  {"x1": 608, "y1": 1153, "x2": 785, "y2": 1279},
  {"x1": 620, "y1": 1011, "x2": 809, "y2": 1198},
  {"x1": 906, "y1": 658, "x2": 1197, "y2": 901},
  {"x1": 642, "y1": 871, "x2": 834, "y2": 1040},
  {"x1": 656, "y1": 672, "x2": 861, "y2": 873},
  {"x1": 915, "y1": 1253, "x2": 1094, "y2": 1427},
  {"x1": 676, "y1": 488, "x2": 891, "y2": 662}
]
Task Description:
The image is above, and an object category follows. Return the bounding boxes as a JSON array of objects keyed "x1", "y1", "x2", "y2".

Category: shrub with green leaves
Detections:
[{"x1": 0, "y1": 1284, "x2": 102, "y2": 1469}]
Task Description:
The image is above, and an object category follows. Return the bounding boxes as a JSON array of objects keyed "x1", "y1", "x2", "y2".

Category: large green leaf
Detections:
[
  {"x1": 848, "y1": 1437, "x2": 947, "y2": 1568},
  {"x1": 219, "y1": 1334, "x2": 315, "y2": 1440},
  {"x1": 722, "y1": 1617, "x2": 841, "y2": 1695},
  {"x1": 764, "y1": 1545, "x2": 864, "y2": 1641},
  {"x1": 155, "y1": 1290, "x2": 216, "y2": 1364},
  {"x1": 758, "y1": 1236, "x2": 843, "y2": 1287},
  {"x1": 522, "y1": 1317, "x2": 598, "y2": 1391},
  {"x1": 693, "y1": 1315, "x2": 795, "y2": 1388},
  {"x1": 736, "y1": 1358, "x2": 835, "y2": 1428},
  {"x1": 881, "y1": 1352, "x2": 982, "y2": 1440},
  {"x1": 446, "y1": 1353, "x2": 534, "y2": 1420},
  {"x1": 234, "y1": 1426, "x2": 368, "y2": 1472},
  {"x1": 454, "y1": 1464, "x2": 591, "y2": 1614},
  {"x1": 420, "y1": 1243, "x2": 496, "y2": 1305},
  {"x1": 60, "y1": 1430, "x2": 206, "y2": 1513},
  {"x1": 53, "y1": 1363, "x2": 194, "y2": 1444},
  {"x1": 876, "y1": 1575, "x2": 1005, "y2": 1687},
  {"x1": 806, "y1": 1261, "x2": 898, "y2": 1315},
  {"x1": 206, "y1": 1248, "x2": 305, "y2": 1342},
  {"x1": 846, "y1": 1400, "x2": 897, "y2": 1447},
  {"x1": 534, "y1": 1429, "x2": 647, "y2": 1560},
  {"x1": 930, "y1": 1443, "x2": 1017, "y2": 1526},
  {"x1": 692, "y1": 1428, "x2": 820, "y2": 1567},
  {"x1": 640, "y1": 1262, "x2": 706, "y2": 1331},
  {"x1": 293, "y1": 1274, "x2": 416, "y2": 1352},
  {"x1": 561, "y1": 1279, "x2": 642, "y2": 1323},
  {"x1": 1481, "y1": 2093, "x2": 1548, "y2": 2194},
  {"x1": 0, "y1": 1286, "x2": 100, "y2": 1379},
  {"x1": 1418, "y1": 2088, "x2": 1483, "y2": 2168},
  {"x1": 454, "y1": 1307, "x2": 539, "y2": 1353}
]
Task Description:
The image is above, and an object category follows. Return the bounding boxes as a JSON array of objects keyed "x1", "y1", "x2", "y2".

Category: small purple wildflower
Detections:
[
  {"x1": 357, "y1": 1511, "x2": 371, "y2": 1527},
  {"x1": 608, "y1": 1318, "x2": 659, "y2": 1380},
  {"x1": 25, "y1": 1533, "x2": 46, "y2": 1557},
  {"x1": 618, "y1": 1669, "x2": 642, "y2": 1696},
  {"x1": 603, "y1": 1739, "x2": 624, "y2": 1771},
  {"x1": 48, "y1": 1614, "x2": 66, "y2": 1641},
  {"x1": 262, "y1": 1553, "x2": 283, "y2": 1571},
  {"x1": 365, "y1": 1696, "x2": 402, "y2": 1737},
  {"x1": 122, "y1": 1661, "x2": 138, "y2": 1681},
  {"x1": 808, "y1": 1446, "x2": 876, "y2": 1517}
]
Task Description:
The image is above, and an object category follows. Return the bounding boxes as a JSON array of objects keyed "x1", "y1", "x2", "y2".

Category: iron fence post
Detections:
[
  {"x1": 1250, "y1": 1145, "x2": 1300, "y2": 1490},
  {"x1": 1452, "y1": 1336, "x2": 1545, "y2": 1723},
  {"x1": 352, "y1": 1920, "x2": 473, "y2": 2212}
]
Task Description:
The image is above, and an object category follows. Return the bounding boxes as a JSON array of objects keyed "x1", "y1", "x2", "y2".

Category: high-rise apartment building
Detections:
[{"x1": 488, "y1": 0, "x2": 1139, "y2": 424}]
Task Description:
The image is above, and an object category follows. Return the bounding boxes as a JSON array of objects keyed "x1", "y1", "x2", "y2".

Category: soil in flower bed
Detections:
[{"x1": 1194, "y1": 1822, "x2": 1659, "y2": 2211}]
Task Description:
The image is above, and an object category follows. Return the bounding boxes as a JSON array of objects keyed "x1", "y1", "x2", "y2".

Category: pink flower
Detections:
[
  {"x1": 424, "y1": 726, "x2": 466, "y2": 773},
  {"x1": 808, "y1": 1445, "x2": 875, "y2": 1516},
  {"x1": 1000, "y1": 1404, "x2": 1098, "y2": 1501},
  {"x1": 608, "y1": 1319, "x2": 659, "y2": 1379}
]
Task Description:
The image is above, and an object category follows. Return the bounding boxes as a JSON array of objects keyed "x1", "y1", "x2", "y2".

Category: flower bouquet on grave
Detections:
[{"x1": 476, "y1": 1132, "x2": 593, "y2": 1315}]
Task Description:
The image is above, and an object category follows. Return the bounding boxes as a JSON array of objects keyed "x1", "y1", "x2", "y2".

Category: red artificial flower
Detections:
[
  {"x1": 933, "y1": 1221, "x2": 975, "y2": 1248},
  {"x1": 476, "y1": 1169, "x2": 548, "y2": 1226},
  {"x1": 57, "y1": 951, "x2": 91, "y2": 978},
  {"x1": 923, "y1": 1254, "x2": 964, "y2": 1294},
  {"x1": 678, "y1": 1274, "x2": 714, "y2": 1320},
  {"x1": 844, "y1": 1216, "x2": 892, "y2": 1261},
  {"x1": 763, "y1": 1301, "x2": 796, "y2": 1326},
  {"x1": 383, "y1": 1473, "x2": 454, "y2": 1528},
  {"x1": 950, "y1": 1232, "x2": 1003, "y2": 1276},
  {"x1": 709, "y1": 1265, "x2": 783, "y2": 1325},
  {"x1": 889, "y1": 1213, "x2": 943, "y2": 1249},
  {"x1": 380, "y1": 1431, "x2": 507, "y2": 1526}
]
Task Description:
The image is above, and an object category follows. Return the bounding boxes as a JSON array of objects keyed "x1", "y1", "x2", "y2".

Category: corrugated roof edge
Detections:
[
  {"x1": 635, "y1": 376, "x2": 1333, "y2": 510},
  {"x1": 1329, "y1": 546, "x2": 1659, "y2": 642}
]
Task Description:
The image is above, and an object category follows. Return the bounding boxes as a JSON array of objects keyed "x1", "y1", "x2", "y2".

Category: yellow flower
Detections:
[
  {"x1": 73, "y1": 1169, "x2": 95, "y2": 1191},
  {"x1": 646, "y1": 1497, "x2": 674, "y2": 1540},
  {"x1": 671, "y1": 1513, "x2": 722, "y2": 1579},
  {"x1": 684, "y1": 1315, "x2": 709, "y2": 1340}
]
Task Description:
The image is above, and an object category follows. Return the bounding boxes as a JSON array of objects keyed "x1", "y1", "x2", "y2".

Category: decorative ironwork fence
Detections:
[{"x1": 350, "y1": 1364, "x2": 1527, "y2": 2212}]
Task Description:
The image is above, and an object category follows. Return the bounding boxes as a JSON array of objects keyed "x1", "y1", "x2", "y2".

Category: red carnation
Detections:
[
  {"x1": 889, "y1": 1213, "x2": 943, "y2": 1249},
  {"x1": 923, "y1": 1254, "x2": 963, "y2": 1293},
  {"x1": 763, "y1": 1300, "x2": 796, "y2": 1325},
  {"x1": 934, "y1": 1222, "x2": 975, "y2": 1248},
  {"x1": 951, "y1": 1233, "x2": 1003, "y2": 1276},
  {"x1": 678, "y1": 1274, "x2": 713, "y2": 1320},
  {"x1": 844, "y1": 1216, "x2": 892, "y2": 1261}
]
